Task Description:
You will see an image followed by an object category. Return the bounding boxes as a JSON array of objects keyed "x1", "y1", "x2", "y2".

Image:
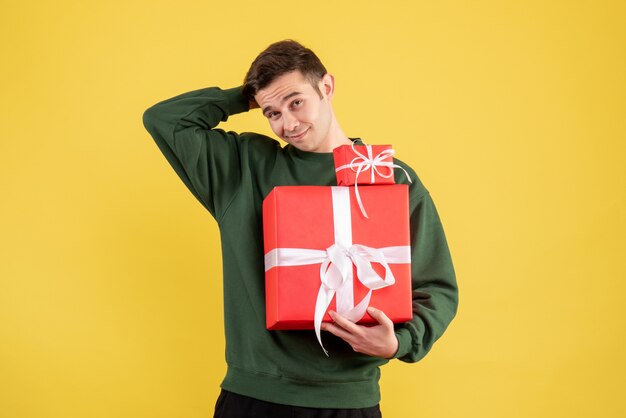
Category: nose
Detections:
[{"x1": 283, "y1": 112, "x2": 299, "y2": 133}]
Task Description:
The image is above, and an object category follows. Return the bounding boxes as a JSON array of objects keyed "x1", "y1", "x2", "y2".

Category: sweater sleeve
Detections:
[
  {"x1": 142, "y1": 86, "x2": 250, "y2": 221},
  {"x1": 391, "y1": 181, "x2": 459, "y2": 363}
]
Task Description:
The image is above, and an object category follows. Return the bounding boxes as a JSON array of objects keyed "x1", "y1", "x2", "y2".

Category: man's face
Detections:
[{"x1": 254, "y1": 70, "x2": 334, "y2": 153}]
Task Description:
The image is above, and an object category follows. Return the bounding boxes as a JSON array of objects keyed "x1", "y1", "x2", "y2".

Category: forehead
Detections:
[{"x1": 255, "y1": 70, "x2": 313, "y2": 107}]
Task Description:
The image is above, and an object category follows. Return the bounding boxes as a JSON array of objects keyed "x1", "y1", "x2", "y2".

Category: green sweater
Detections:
[{"x1": 142, "y1": 86, "x2": 458, "y2": 408}]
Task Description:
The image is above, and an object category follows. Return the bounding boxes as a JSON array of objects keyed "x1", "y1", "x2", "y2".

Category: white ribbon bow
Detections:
[
  {"x1": 264, "y1": 187, "x2": 411, "y2": 355},
  {"x1": 335, "y1": 142, "x2": 412, "y2": 218}
]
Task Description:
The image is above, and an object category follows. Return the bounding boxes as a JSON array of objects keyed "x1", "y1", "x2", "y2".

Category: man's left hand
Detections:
[{"x1": 320, "y1": 306, "x2": 398, "y2": 358}]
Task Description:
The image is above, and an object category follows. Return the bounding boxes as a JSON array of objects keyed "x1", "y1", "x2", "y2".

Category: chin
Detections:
[{"x1": 284, "y1": 137, "x2": 308, "y2": 149}]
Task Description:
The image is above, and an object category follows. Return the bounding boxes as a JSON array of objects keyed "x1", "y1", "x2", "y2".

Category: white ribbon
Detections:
[
  {"x1": 264, "y1": 187, "x2": 411, "y2": 355},
  {"x1": 335, "y1": 142, "x2": 412, "y2": 218}
]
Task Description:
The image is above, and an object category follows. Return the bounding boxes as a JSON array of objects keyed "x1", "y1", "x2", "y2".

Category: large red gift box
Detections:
[
  {"x1": 333, "y1": 144, "x2": 396, "y2": 186},
  {"x1": 263, "y1": 185, "x2": 413, "y2": 333}
]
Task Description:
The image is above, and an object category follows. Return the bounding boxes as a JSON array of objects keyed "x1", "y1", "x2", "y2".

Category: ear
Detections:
[{"x1": 320, "y1": 73, "x2": 335, "y2": 100}]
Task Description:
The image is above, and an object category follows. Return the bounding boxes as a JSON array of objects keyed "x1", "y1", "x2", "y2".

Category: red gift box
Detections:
[
  {"x1": 263, "y1": 185, "x2": 413, "y2": 352},
  {"x1": 333, "y1": 143, "x2": 396, "y2": 186}
]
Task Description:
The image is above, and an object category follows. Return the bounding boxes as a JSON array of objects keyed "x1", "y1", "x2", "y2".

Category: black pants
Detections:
[{"x1": 213, "y1": 389, "x2": 382, "y2": 418}]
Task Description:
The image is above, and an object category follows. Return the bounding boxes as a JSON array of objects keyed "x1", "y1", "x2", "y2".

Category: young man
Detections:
[{"x1": 142, "y1": 40, "x2": 458, "y2": 417}]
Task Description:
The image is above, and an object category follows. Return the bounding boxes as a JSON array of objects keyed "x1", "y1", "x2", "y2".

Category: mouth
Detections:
[{"x1": 286, "y1": 128, "x2": 309, "y2": 141}]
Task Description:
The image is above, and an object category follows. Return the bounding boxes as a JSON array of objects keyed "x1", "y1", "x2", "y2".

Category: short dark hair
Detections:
[{"x1": 242, "y1": 39, "x2": 327, "y2": 101}]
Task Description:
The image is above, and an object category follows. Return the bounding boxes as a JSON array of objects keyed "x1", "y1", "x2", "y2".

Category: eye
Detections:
[
  {"x1": 291, "y1": 99, "x2": 303, "y2": 108},
  {"x1": 266, "y1": 111, "x2": 280, "y2": 120}
]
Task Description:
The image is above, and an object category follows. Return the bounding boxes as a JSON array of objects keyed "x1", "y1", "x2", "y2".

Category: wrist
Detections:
[{"x1": 385, "y1": 335, "x2": 399, "y2": 359}]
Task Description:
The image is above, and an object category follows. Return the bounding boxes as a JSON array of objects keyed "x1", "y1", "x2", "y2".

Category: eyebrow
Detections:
[{"x1": 262, "y1": 91, "x2": 302, "y2": 115}]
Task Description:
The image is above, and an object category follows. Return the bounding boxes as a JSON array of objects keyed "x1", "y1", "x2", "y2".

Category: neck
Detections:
[{"x1": 320, "y1": 115, "x2": 352, "y2": 153}]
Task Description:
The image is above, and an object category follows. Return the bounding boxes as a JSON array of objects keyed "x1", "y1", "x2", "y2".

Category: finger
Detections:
[
  {"x1": 329, "y1": 310, "x2": 362, "y2": 335},
  {"x1": 322, "y1": 322, "x2": 354, "y2": 343},
  {"x1": 366, "y1": 306, "x2": 393, "y2": 327}
]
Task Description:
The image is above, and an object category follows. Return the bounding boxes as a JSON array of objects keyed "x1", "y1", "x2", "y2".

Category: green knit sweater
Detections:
[{"x1": 142, "y1": 86, "x2": 458, "y2": 408}]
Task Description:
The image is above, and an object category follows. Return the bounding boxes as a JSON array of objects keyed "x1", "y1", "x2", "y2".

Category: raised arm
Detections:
[{"x1": 142, "y1": 86, "x2": 250, "y2": 220}]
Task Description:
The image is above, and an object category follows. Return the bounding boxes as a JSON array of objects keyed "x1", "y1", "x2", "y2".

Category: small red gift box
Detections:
[
  {"x1": 263, "y1": 185, "x2": 413, "y2": 352},
  {"x1": 333, "y1": 143, "x2": 396, "y2": 186}
]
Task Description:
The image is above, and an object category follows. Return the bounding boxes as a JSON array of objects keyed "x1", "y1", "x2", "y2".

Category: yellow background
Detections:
[{"x1": 1, "y1": 1, "x2": 624, "y2": 417}]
